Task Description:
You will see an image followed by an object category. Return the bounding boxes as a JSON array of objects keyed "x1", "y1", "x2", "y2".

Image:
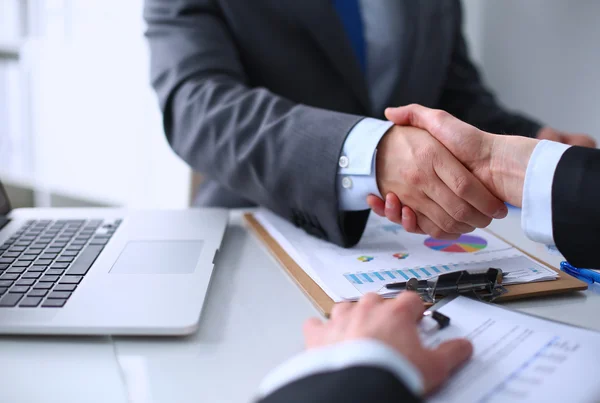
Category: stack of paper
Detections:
[
  {"x1": 426, "y1": 296, "x2": 600, "y2": 402},
  {"x1": 255, "y1": 210, "x2": 558, "y2": 302}
]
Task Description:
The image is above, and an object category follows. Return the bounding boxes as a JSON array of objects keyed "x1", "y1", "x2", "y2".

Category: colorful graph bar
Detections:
[{"x1": 344, "y1": 265, "x2": 464, "y2": 289}]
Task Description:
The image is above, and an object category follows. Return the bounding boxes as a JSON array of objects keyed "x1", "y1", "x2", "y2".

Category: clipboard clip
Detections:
[{"x1": 386, "y1": 268, "x2": 507, "y2": 303}]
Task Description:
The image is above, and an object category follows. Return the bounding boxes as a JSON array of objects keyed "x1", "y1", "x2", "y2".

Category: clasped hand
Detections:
[
  {"x1": 369, "y1": 104, "x2": 594, "y2": 237},
  {"x1": 372, "y1": 109, "x2": 508, "y2": 239}
]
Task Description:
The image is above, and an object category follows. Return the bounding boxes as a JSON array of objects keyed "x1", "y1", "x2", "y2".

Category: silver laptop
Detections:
[{"x1": 0, "y1": 179, "x2": 228, "y2": 335}]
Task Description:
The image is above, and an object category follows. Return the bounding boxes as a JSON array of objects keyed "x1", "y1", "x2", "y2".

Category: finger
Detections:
[
  {"x1": 385, "y1": 104, "x2": 451, "y2": 137},
  {"x1": 424, "y1": 175, "x2": 492, "y2": 229},
  {"x1": 367, "y1": 194, "x2": 386, "y2": 216},
  {"x1": 425, "y1": 339, "x2": 473, "y2": 392},
  {"x1": 390, "y1": 291, "x2": 425, "y2": 323},
  {"x1": 359, "y1": 292, "x2": 383, "y2": 308},
  {"x1": 303, "y1": 317, "x2": 324, "y2": 349},
  {"x1": 414, "y1": 192, "x2": 476, "y2": 235},
  {"x1": 415, "y1": 212, "x2": 460, "y2": 240},
  {"x1": 432, "y1": 151, "x2": 507, "y2": 220},
  {"x1": 384, "y1": 193, "x2": 403, "y2": 225},
  {"x1": 400, "y1": 206, "x2": 422, "y2": 234},
  {"x1": 331, "y1": 301, "x2": 354, "y2": 320}
]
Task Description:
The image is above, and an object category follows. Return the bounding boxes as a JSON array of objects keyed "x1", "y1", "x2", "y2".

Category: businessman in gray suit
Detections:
[{"x1": 144, "y1": 0, "x2": 594, "y2": 247}]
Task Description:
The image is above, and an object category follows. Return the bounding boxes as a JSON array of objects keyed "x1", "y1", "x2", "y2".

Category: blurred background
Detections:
[{"x1": 1, "y1": 0, "x2": 599, "y2": 209}]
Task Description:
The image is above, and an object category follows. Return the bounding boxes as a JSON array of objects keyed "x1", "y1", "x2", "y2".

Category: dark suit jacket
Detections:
[
  {"x1": 257, "y1": 366, "x2": 421, "y2": 403},
  {"x1": 553, "y1": 146, "x2": 600, "y2": 268},
  {"x1": 144, "y1": 0, "x2": 542, "y2": 247}
]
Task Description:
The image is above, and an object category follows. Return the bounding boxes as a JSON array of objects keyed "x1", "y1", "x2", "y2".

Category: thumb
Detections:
[
  {"x1": 384, "y1": 106, "x2": 412, "y2": 125},
  {"x1": 424, "y1": 339, "x2": 473, "y2": 393},
  {"x1": 303, "y1": 317, "x2": 324, "y2": 349}
]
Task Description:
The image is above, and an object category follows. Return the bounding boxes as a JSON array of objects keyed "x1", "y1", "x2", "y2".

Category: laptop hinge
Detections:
[{"x1": 0, "y1": 217, "x2": 9, "y2": 231}]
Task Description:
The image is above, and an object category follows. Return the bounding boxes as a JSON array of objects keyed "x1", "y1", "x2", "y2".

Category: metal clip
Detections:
[{"x1": 387, "y1": 268, "x2": 507, "y2": 303}]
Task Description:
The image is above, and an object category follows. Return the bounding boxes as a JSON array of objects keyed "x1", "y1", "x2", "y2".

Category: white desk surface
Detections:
[{"x1": 1, "y1": 208, "x2": 599, "y2": 403}]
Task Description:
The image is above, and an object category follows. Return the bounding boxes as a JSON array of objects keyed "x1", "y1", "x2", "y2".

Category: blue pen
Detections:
[{"x1": 560, "y1": 261, "x2": 600, "y2": 284}]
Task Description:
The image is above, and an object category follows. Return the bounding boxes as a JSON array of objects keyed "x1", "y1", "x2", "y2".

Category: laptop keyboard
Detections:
[{"x1": 0, "y1": 219, "x2": 122, "y2": 308}]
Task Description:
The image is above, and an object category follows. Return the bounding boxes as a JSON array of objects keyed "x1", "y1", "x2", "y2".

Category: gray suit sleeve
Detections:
[
  {"x1": 437, "y1": 0, "x2": 543, "y2": 138},
  {"x1": 143, "y1": 0, "x2": 369, "y2": 247}
]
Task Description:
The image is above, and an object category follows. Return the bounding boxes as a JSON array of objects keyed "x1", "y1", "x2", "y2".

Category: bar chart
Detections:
[{"x1": 343, "y1": 264, "x2": 459, "y2": 294}]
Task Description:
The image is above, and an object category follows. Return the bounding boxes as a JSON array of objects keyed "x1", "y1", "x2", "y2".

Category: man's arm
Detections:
[
  {"x1": 144, "y1": 0, "x2": 369, "y2": 247},
  {"x1": 437, "y1": 0, "x2": 542, "y2": 138},
  {"x1": 144, "y1": 0, "x2": 507, "y2": 245},
  {"x1": 255, "y1": 293, "x2": 471, "y2": 403},
  {"x1": 551, "y1": 146, "x2": 600, "y2": 268}
]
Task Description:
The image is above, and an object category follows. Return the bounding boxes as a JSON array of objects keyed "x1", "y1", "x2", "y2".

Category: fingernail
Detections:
[
  {"x1": 493, "y1": 208, "x2": 508, "y2": 219},
  {"x1": 402, "y1": 210, "x2": 407, "y2": 221},
  {"x1": 386, "y1": 199, "x2": 393, "y2": 210}
]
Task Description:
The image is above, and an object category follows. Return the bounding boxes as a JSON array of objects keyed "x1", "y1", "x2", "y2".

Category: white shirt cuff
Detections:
[
  {"x1": 338, "y1": 118, "x2": 393, "y2": 211},
  {"x1": 257, "y1": 339, "x2": 423, "y2": 400},
  {"x1": 521, "y1": 140, "x2": 571, "y2": 245}
]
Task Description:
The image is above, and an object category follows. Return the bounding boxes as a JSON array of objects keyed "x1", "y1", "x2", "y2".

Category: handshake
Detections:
[{"x1": 368, "y1": 104, "x2": 593, "y2": 238}]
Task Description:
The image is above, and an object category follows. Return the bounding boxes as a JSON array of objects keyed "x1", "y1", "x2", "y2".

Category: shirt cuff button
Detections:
[
  {"x1": 339, "y1": 155, "x2": 349, "y2": 168},
  {"x1": 342, "y1": 177, "x2": 353, "y2": 189}
]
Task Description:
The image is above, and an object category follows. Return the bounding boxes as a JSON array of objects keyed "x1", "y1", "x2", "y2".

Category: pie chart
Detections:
[{"x1": 424, "y1": 235, "x2": 488, "y2": 253}]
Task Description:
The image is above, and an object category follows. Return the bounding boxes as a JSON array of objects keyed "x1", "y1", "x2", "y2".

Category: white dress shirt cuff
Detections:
[
  {"x1": 257, "y1": 339, "x2": 424, "y2": 399},
  {"x1": 522, "y1": 140, "x2": 571, "y2": 245},
  {"x1": 338, "y1": 118, "x2": 393, "y2": 211}
]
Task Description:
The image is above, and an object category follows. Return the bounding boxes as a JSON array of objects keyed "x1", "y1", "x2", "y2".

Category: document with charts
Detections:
[
  {"x1": 426, "y1": 296, "x2": 600, "y2": 402},
  {"x1": 254, "y1": 210, "x2": 558, "y2": 302}
]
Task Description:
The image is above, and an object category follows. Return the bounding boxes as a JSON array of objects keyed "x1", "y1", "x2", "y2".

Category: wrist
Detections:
[{"x1": 488, "y1": 135, "x2": 538, "y2": 207}]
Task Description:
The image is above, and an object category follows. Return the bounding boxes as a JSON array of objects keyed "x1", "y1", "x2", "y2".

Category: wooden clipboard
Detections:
[{"x1": 244, "y1": 213, "x2": 588, "y2": 316}]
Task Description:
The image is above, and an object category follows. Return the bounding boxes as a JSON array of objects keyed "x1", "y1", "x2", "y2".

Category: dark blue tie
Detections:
[{"x1": 332, "y1": 0, "x2": 367, "y2": 73}]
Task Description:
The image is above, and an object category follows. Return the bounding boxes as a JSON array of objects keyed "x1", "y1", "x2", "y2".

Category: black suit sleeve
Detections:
[
  {"x1": 552, "y1": 146, "x2": 600, "y2": 268},
  {"x1": 256, "y1": 366, "x2": 422, "y2": 403},
  {"x1": 437, "y1": 0, "x2": 543, "y2": 138},
  {"x1": 143, "y1": 0, "x2": 369, "y2": 247}
]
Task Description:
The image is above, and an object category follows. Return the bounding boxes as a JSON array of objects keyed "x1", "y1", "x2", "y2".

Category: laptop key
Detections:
[
  {"x1": 35, "y1": 259, "x2": 53, "y2": 266},
  {"x1": 13, "y1": 261, "x2": 31, "y2": 267},
  {"x1": 27, "y1": 289, "x2": 48, "y2": 297},
  {"x1": 0, "y1": 280, "x2": 14, "y2": 287},
  {"x1": 65, "y1": 245, "x2": 103, "y2": 276},
  {"x1": 19, "y1": 297, "x2": 42, "y2": 307},
  {"x1": 61, "y1": 251, "x2": 78, "y2": 256},
  {"x1": 33, "y1": 282, "x2": 54, "y2": 290},
  {"x1": 42, "y1": 299, "x2": 67, "y2": 308},
  {"x1": 26, "y1": 266, "x2": 46, "y2": 273},
  {"x1": 50, "y1": 263, "x2": 69, "y2": 269},
  {"x1": 41, "y1": 275, "x2": 60, "y2": 283},
  {"x1": 56, "y1": 256, "x2": 74, "y2": 263},
  {"x1": 1, "y1": 274, "x2": 20, "y2": 281},
  {"x1": 7, "y1": 267, "x2": 26, "y2": 274},
  {"x1": 2, "y1": 252, "x2": 21, "y2": 258},
  {"x1": 48, "y1": 291, "x2": 71, "y2": 299},
  {"x1": 16, "y1": 279, "x2": 35, "y2": 286},
  {"x1": 0, "y1": 257, "x2": 15, "y2": 264},
  {"x1": 0, "y1": 264, "x2": 9, "y2": 270},
  {"x1": 60, "y1": 276, "x2": 83, "y2": 285},
  {"x1": 53, "y1": 284, "x2": 76, "y2": 292},
  {"x1": 22, "y1": 272, "x2": 42, "y2": 279},
  {"x1": 40, "y1": 253, "x2": 58, "y2": 260},
  {"x1": 0, "y1": 293, "x2": 23, "y2": 307},
  {"x1": 9, "y1": 286, "x2": 30, "y2": 293},
  {"x1": 18, "y1": 255, "x2": 37, "y2": 261},
  {"x1": 0, "y1": 287, "x2": 7, "y2": 295},
  {"x1": 46, "y1": 269, "x2": 64, "y2": 276}
]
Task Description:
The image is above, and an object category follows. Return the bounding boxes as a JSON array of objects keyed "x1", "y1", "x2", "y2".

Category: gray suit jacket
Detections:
[{"x1": 144, "y1": 0, "x2": 542, "y2": 247}]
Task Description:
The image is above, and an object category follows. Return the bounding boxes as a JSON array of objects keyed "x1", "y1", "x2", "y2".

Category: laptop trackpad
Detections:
[{"x1": 109, "y1": 241, "x2": 204, "y2": 274}]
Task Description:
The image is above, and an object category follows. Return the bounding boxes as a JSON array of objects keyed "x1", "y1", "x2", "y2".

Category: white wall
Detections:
[
  {"x1": 462, "y1": 0, "x2": 600, "y2": 142},
  {"x1": 2, "y1": 0, "x2": 191, "y2": 208}
]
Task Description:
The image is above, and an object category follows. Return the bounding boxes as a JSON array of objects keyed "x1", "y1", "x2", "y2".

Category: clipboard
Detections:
[{"x1": 244, "y1": 213, "x2": 588, "y2": 316}]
